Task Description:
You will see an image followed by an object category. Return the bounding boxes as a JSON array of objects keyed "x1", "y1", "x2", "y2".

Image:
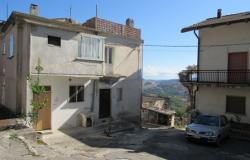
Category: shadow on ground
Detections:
[{"x1": 57, "y1": 126, "x2": 250, "y2": 160}]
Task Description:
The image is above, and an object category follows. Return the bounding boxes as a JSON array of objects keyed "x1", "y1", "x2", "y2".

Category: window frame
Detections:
[
  {"x1": 8, "y1": 32, "x2": 14, "y2": 58},
  {"x1": 105, "y1": 47, "x2": 113, "y2": 64},
  {"x1": 226, "y1": 95, "x2": 246, "y2": 115},
  {"x1": 2, "y1": 37, "x2": 5, "y2": 55},
  {"x1": 69, "y1": 85, "x2": 85, "y2": 103},
  {"x1": 48, "y1": 35, "x2": 61, "y2": 47},
  {"x1": 78, "y1": 34, "x2": 104, "y2": 61}
]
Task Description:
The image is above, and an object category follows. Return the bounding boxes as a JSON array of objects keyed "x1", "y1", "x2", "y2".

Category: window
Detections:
[
  {"x1": 226, "y1": 96, "x2": 246, "y2": 115},
  {"x1": 2, "y1": 37, "x2": 5, "y2": 55},
  {"x1": 105, "y1": 47, "x2": 113, "y2": 64},
  {"x1": 48, "y1": 35, "x2": 61, "y2": 46},
  {"x1": 117, "y1": 88, "x2": 123, "y2": 101},
  {"x1": 78, "y1": 36, "x2": 103, "y2": 61},
  {"x1": 69, "y1": 86, "x2": 84, "y2": 103},
  {"x1": 9, "y1": 32, "x2": 14, "y2": 58}
]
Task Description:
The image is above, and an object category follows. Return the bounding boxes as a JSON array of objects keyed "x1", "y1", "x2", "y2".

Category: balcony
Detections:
[{"x1": 179, "y1": 70, "x2": 250, "y2": 85}]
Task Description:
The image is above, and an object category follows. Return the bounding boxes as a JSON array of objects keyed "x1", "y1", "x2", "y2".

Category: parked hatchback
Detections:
[{"x1": 186, "y1": 114, "x2": 230, "y2": 146}]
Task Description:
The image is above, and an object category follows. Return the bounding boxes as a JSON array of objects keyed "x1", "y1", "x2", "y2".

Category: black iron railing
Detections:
[{"x1": 179, "y1": 70, "x2": 250, "y2": 84}]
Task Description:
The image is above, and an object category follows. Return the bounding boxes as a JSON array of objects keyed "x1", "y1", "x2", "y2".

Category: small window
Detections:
[
  {"x1": 9, "y1": 32, "x2": 14, "y2": 58},
  {"x1": 226, "y1": 96, "x2": 246, "y2": 115},
  {"x1": 69, "y1": 86, "x2": 84, "y2": 103},
  {"x1": 117, "y1": 88, "x2": 123, "y2": 101},
  {"x1": 105, "y1": 47, "x2": 113, "y2": 64},
  {"x1": 2, "y1": 37, "x2": 5, "y2": 55},
  {"x1": 48, "y1": 35, "x2": 61, "y2": 46}
]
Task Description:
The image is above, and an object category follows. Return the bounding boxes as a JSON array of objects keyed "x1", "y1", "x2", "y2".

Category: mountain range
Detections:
[{"x1": 143, "y1": 79, "x2": 189, "y2": 116}]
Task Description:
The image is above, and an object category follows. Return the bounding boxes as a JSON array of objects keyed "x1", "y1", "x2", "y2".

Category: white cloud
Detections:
[{"x1": 143, "y1": 65, "x2": 183, "y2": 80}]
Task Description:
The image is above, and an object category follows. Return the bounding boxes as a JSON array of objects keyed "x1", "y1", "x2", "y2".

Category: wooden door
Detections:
[
  {"x1": 34, "y1": 86, "x2": 51, "y2": 131},
  {"x1": 99, "y1": 89, "x2": 111, "y2": 119},
  {"x1": 228, "y1": 52, "x2": 247, "y2": 83}
]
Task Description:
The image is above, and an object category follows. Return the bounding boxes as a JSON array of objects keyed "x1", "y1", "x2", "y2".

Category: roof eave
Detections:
[{"x1": 181, "y1": 17, "x2": 250, "y2": 33}]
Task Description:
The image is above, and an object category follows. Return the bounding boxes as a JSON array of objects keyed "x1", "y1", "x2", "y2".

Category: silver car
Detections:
[{"x1": 186, "y1": 114, "x2": 230, "y2": 145}]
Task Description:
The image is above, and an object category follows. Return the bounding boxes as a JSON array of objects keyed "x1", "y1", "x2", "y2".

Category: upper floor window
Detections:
[
  {"x1": 105, "y1": 47, "x2": 113, "y2": 64},
  {"x1": 78, "y1": 36, "x2": 103, "y2": 61},
  {"x1": 48, "y1": 35, "x2": 61, "y2": 46},
  {"x1": 8, "y1": 32, "x2": 14, "y2": 58},
  {"x1": 1, "y1": 37, "x2": 5, "y2": 55}
]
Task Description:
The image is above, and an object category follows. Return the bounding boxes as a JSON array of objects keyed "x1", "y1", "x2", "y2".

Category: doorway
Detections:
[
  {"x1": 99, "y1": 89, "x2": 111, "y2": 119},
  {"x1": 228, "y1": 52, "x2": 247, "y2": 83},
  {"x1": 34, "y1": 86, "x2": 51, "y2": 131}
]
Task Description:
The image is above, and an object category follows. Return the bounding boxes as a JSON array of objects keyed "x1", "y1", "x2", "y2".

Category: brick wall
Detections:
[{"x1": 83, "y1": 18, "x2": 141, "y2": 40}]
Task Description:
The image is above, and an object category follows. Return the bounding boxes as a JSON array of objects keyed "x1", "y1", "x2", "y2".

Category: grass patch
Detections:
[
  {"x1": 37, "y1": 139, "x2": 47, "y2": 145},
  {"x1": 174, "y1": 124, "x2": 186, "y2": 129},
  {"x1": 9, "y1": 133, "x2": 18, "y2": 140}
]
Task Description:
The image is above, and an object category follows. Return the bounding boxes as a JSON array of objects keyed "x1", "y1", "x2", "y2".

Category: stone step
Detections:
[
  {"x1": 0, "y1": 118, "x2": 25, "y2": 131},
  {"x1": 230, "y1": 128, "x2": 250, "y2": 141}
]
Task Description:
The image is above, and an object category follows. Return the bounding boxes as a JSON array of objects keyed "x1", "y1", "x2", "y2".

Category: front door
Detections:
[
  {"x1": 99, "y1": 89, "x2": 111, "y2": 119},
  {"x1": 34, "y1": 86, "x2": 51, "y2": 131},
  {"x1": 228, "y1": 52, "x2": 247, "y2": 83}
]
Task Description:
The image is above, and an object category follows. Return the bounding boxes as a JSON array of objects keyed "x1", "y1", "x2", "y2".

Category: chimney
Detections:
[
  {"x1": 126, "y1": 18, "x2": 134, "y2": 28},
  {"x1": 30, "y1": 4, "x2": 38, "y2": 16},
  {"x1": 217, "y1": 9, "x2": 222, "y2": 18}
]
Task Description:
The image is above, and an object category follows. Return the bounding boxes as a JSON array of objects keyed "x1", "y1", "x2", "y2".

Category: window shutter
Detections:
[
  {"x1": 226, "y1": 96, "x2": 246, "y2": 115},
  {"x1": 9, "y1": 32, "x2": 14, "y2": 58}
]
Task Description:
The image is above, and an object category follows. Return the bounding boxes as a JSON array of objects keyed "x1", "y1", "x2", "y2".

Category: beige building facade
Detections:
[
  {"x1": 181, "y1": 10, "x2": 250, "y2": 124},
  {"x1": 0, "y1": 5, "x2": 143, "y2": 130}
]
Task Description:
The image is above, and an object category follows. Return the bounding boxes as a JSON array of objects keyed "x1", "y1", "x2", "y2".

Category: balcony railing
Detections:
[{"x1": 179, "y1": 70, "x2": 250, "y2": 84}]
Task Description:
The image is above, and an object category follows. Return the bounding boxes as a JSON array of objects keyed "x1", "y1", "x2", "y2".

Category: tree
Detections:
[
  {"x1": 178, "y1": 64, "x2": 197, "y2": 111},
  {"x1": 24, "y1": 58, "x2": 48, "y2": 127}
]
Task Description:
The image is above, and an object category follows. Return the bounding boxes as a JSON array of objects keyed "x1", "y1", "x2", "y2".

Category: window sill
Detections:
[
  {"x1": 225, "y1": 112, "x2": 246, "y2": 116},
  {"x1": 68, "y1": 101, "x2": 85, "y2": 104},
  {"x1": 75, "y1": 57, "x2": 104, "y2": 63}
]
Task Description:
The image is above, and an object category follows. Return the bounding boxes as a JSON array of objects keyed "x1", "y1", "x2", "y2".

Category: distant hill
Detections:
[
  {"x1": 143, "y1": 79, "x2": 189, "y2": 117},
  {"x1": 143, "y1": 79, "x2": 188, "y2": 99}
]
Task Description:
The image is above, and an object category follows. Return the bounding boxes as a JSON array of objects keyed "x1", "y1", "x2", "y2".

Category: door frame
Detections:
[
  {"x1": 34, "y1": 86, "x2": 52, "y2": 131},
  {"x1": 98, "y1": 88, "x2": 112, "y2": 119}
]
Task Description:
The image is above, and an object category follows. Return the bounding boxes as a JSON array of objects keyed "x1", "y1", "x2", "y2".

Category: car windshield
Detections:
[{"x1": 194, "y1": 115, "x2": 219, "y2": 127}]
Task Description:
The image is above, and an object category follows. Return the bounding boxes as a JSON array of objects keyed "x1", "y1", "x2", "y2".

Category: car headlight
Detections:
[{"x1": 204, "y1": 131, "x2": 215, "y2": 136}]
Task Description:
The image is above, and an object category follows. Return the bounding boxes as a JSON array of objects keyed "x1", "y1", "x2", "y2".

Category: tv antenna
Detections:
[{"x1": 69, "y1": 5, "x2": 72, "y2": 20}]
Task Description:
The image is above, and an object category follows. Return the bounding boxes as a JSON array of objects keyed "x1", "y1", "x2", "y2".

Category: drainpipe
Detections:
[
  {"x1": 193, "y1": 30, "x2": 200, "y2": 110},
  {"x1": 90, "y1": 80, "x2": 96, "y2": 112},
  {"x1": 193, "y1": 30, "x2": 200, "y2": 72}
]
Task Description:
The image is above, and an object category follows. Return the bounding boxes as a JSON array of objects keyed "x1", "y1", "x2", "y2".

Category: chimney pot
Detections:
[
  {"x1": 126, "y1": 18, "x2": 134, "y2": 28},
  {"x1": 217, "y1": 9, "x2": 222, "y2": 18},
  {"x1": 30, "y1": 4, "x2": 38, "y2": 16}
]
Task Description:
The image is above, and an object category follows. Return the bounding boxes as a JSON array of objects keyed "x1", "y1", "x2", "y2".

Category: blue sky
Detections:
[{"x1": 1, "y1": 1, "x2": 250, "y2": 79}]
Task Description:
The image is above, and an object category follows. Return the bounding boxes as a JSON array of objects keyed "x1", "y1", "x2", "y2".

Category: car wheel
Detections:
[{"x1": 215, "y1": 135, "x2": 221, "y2": 147}]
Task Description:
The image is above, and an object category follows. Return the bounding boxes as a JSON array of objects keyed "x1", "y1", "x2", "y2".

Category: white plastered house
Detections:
[{"x1": 0, "y1": 4, "x2": 143, "y2": 130}]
